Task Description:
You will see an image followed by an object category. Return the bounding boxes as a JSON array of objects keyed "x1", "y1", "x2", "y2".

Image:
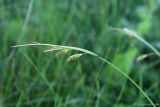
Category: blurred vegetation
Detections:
[{"x1": 0, "y1": 0, "x2": 160, "y2": 107}]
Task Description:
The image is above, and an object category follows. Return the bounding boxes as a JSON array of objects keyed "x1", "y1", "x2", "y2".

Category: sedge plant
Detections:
[
  {"x1": 11, "y1": 45, "x2": 153, "y2": 107},
  {"x1": 12, "y1": 28, "x2": 160, "y2": 107}
]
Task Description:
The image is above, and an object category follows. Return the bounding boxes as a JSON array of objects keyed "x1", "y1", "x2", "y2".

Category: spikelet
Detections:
[
  {"x1": 123, "y1": 28, "x2": 137, "y2": 38},
  {"x1": 56, "y1": 49, "x2": 71, "y2": 56},
  {"x1": 137, "y1": 54, "x2": 148, "y2": 62},
  {"x1": 67, "y1": 54, "x2": 83, "y2": 62},
  {"x1": 43, "y1": 47, "x2": 64, "y2": 52},
  {"x1": 137, "y1": 53, "x2": 155, "y2": 62}
]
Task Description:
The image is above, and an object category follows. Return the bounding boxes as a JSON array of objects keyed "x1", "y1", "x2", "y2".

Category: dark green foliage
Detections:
[{"x1": 0, "y1": 0, "x2": 160, "y2": 106}]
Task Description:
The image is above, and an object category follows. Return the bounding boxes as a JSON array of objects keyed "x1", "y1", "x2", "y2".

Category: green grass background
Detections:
[{"x1": 0, "y1": 0, "x2": 160, "y2": 106}]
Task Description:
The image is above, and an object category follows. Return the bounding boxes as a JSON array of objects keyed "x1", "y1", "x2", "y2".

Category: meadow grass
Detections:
[
  {"x1": 1, "y1": 0, "x2": 160, "y2": 107},
  {"x1": 12, "y1": 41, "x2": 160, "y2": 107}
]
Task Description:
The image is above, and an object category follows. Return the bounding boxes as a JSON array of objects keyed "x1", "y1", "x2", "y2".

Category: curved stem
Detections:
[
  {"x1": 12, "y1": 42, "x2": 156, "y2": 107},
  {"x1": 134, "y1": 34, "x2": 160, "y2": 57},
  {"x1": 97, "y1": 56, "x2": 156, "y2": 107}
]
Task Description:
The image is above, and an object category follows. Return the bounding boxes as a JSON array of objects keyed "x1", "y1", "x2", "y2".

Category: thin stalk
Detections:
[
  {"x1": 108, "y1": 27, "x2": 160, "y2": 57},
  {"x1": 124, "y1": 28, "x2": 160, "y2": 57},
  {"x1": 12, "y1": 42, "x2": 97, "y2": 57},
  {"x1": 133, "y1": 34, "x2": 160, "y2": 57},
  {"x1": 12, "y1": 42, "x2": 156, "y2": 107},
  {"x1": 98, "y1": 56, "x2": 156, "y2": 107}
]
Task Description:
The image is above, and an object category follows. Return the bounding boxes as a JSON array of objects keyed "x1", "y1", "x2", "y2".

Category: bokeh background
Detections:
[{"x1": 0, "y1": 0, "x2": 160, "y2": 106}]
